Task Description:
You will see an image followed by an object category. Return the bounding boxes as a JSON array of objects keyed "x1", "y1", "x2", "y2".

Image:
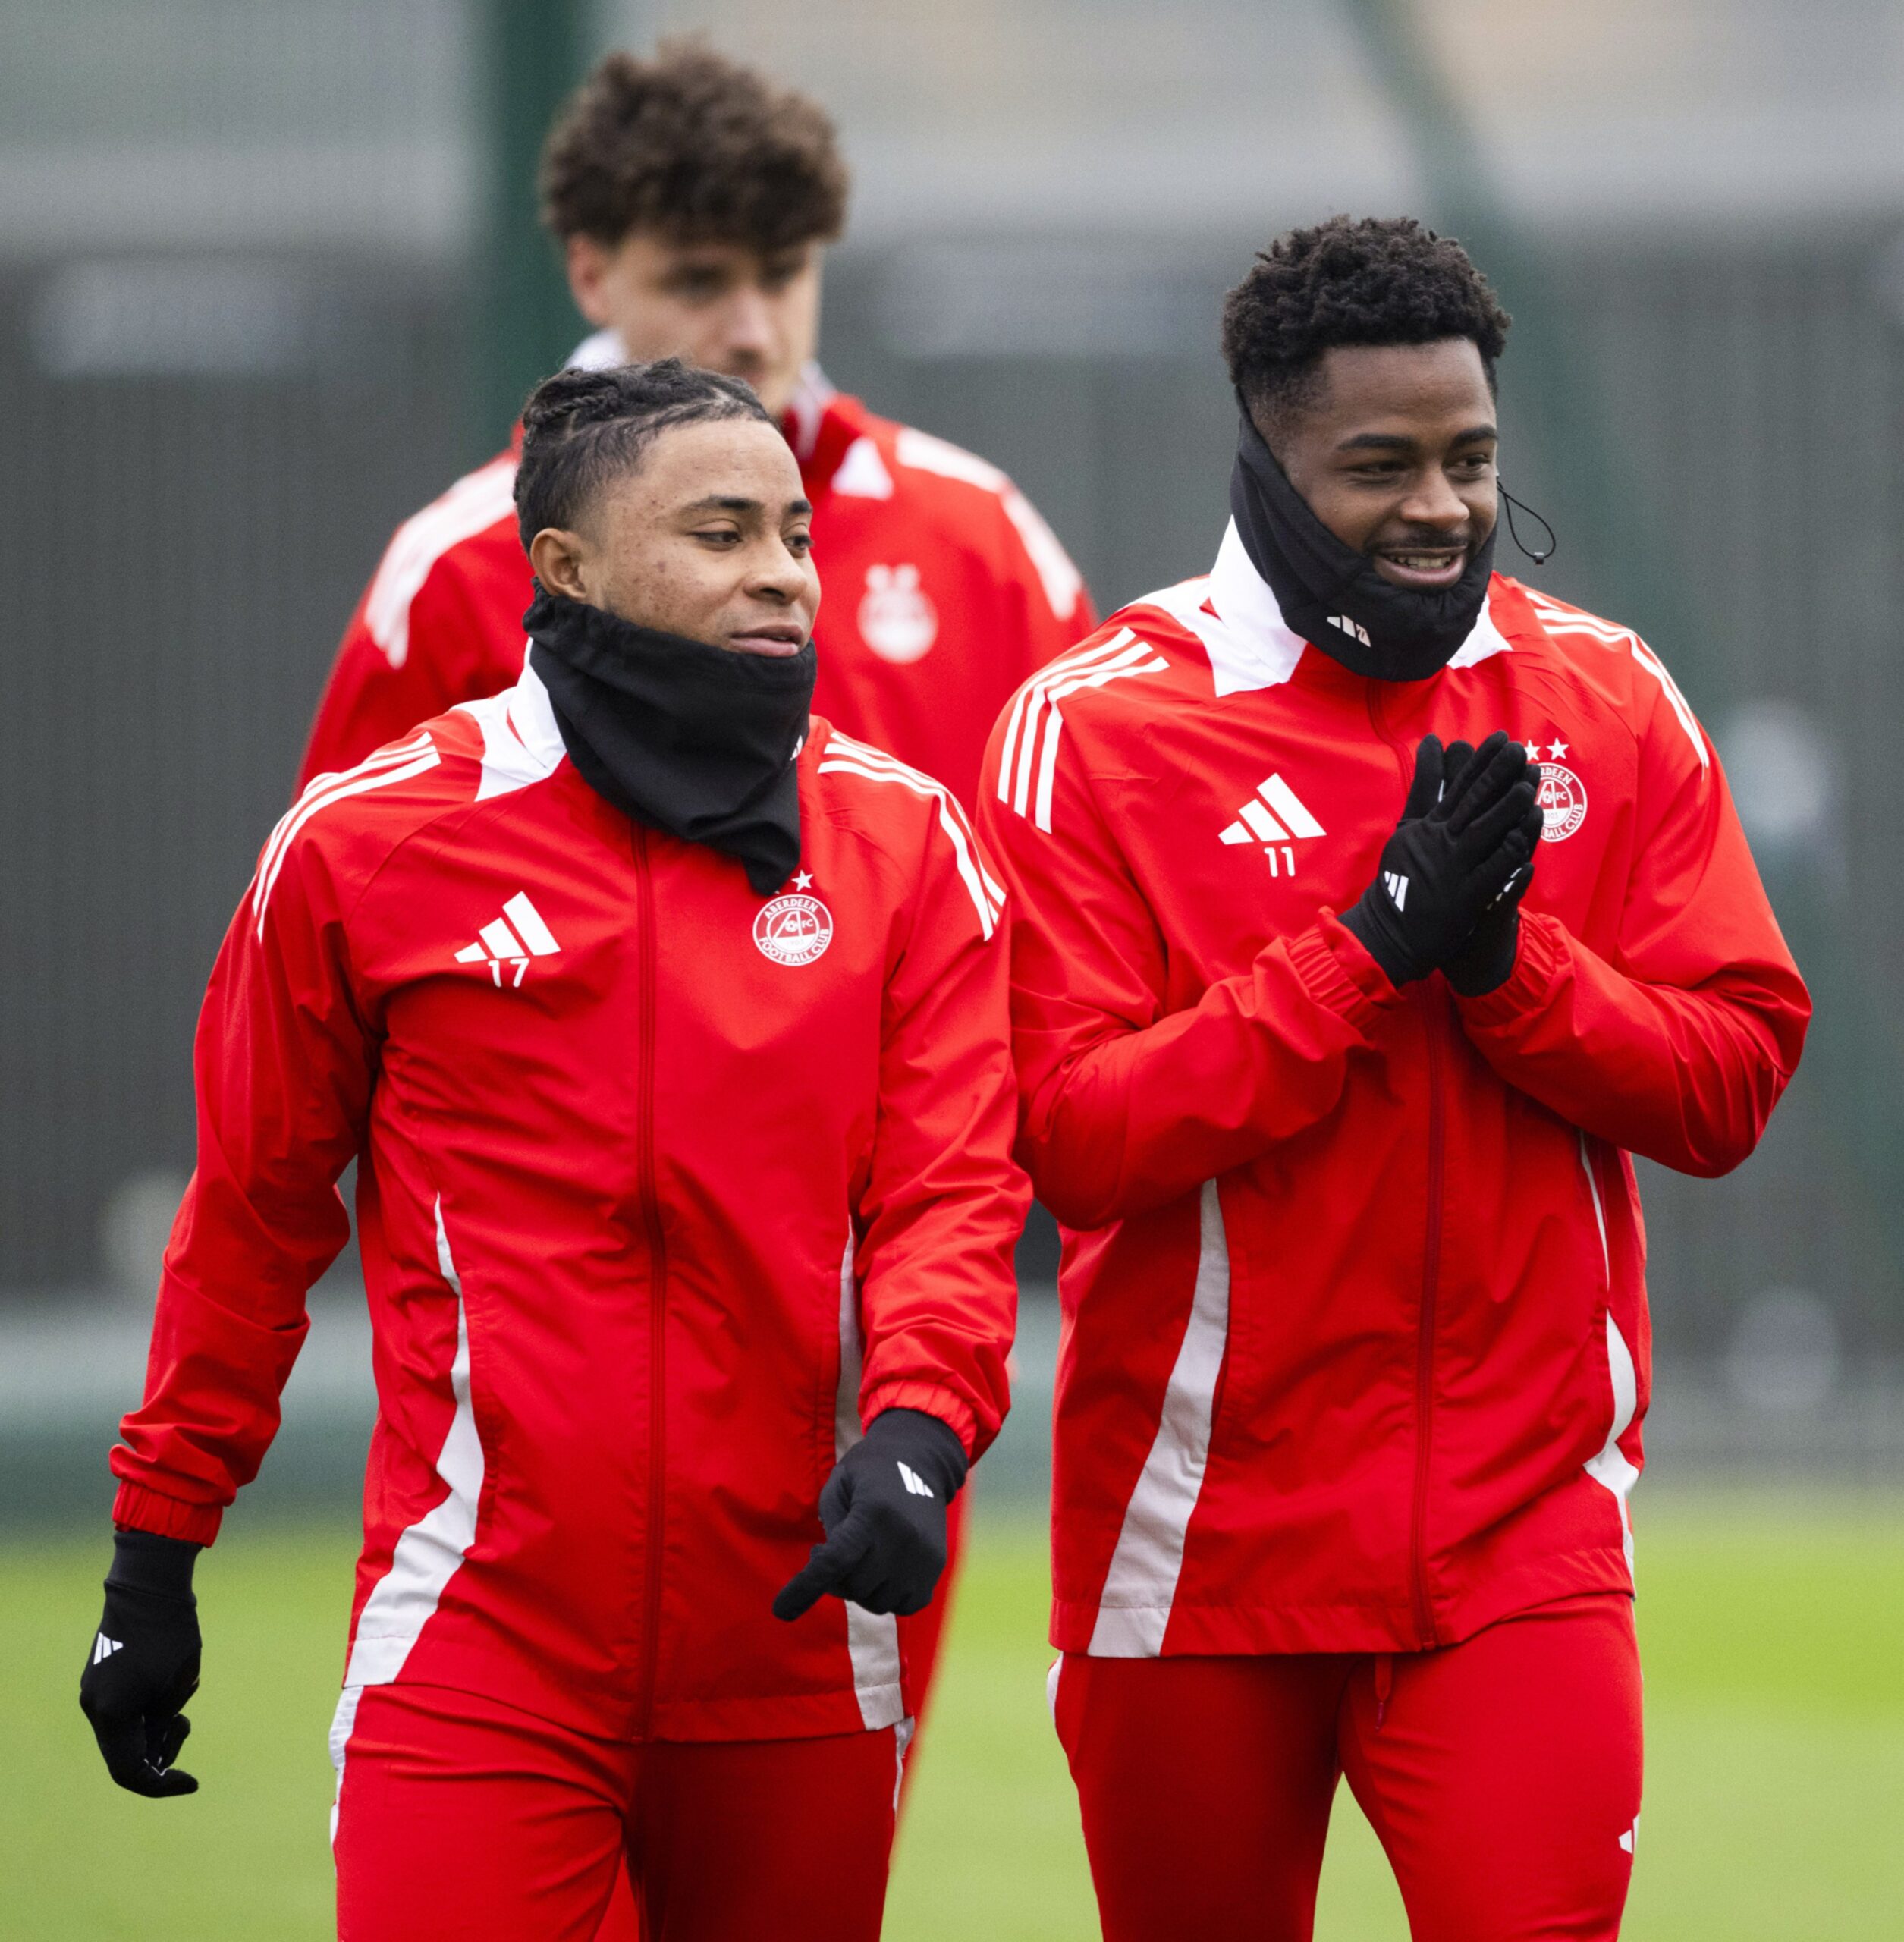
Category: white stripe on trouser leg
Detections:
[
  {"x1": 327, "y1": 1684, "x2": 363, "y2": 1848},
  {"x1": 892, "y1": 1716, "x2": 917, "y2": 1811},
  {"x1": 1089, "y1": 1182, "x2": 1231, "y2": 1655},
  {"x1": 1046, "y1": 1656, "x2": 1063, "y2": 1723},
  {"x1": 836, "y1": 1231, "x2": 906, "y2": 1729}
]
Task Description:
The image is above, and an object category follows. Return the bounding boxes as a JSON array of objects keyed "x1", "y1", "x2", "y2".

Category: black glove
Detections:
[
  {"x1": 1436, "y1": 737, "x2": 1541, "y2": 996},
  {"x1": 1340, "y1": 732, "x2": 1541, "y2": 989},
  {"x1": 79, "y1": 1530, "x2": 203, "y2": 1798},
  {"x1": 772, "y1": 1409, "x2": 969, "y2": 1622}
]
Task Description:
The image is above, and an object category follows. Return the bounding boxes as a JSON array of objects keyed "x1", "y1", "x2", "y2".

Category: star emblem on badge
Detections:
[
  {"x1": 793, "y1": 870, "x2": 815, "y2": 891},
  {"x1": 1547, "y1": 740, "x2": 1569, "y2": 760}
]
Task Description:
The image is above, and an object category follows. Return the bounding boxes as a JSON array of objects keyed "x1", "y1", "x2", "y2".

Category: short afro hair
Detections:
[
  {"x1": 540, "y1": 40, "x2": 849, "y2": 253},
  {"x1": 515, "y1": 358, "x2": 772, "y2": 553},
  {"x1": 1222, "y1": 215, "x2": 1510, "y2": 438}
]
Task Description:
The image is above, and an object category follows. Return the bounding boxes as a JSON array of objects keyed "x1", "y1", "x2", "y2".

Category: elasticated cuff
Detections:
[
  {"x1": 112, "y1": 1481, "x2": 223, "y2": 1547},
  {"x1": 1453, "y1": 907, "x2": 1564, "y2": 1028},
  {"x1": 858, "y1": 1381, "x2": 980, "y2": 1462},
  {"x1": 1289, "y1": 913, "x2": 1408, "y2": 1035}
]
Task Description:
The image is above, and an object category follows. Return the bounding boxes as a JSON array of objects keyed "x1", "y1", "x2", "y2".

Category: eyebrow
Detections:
[
  {"x1": 678, "y1": 495, "x2": 815, "y2": 518},
  {"x1": 1335, "y1": 424, "x2": 1497, "y2": 454},
  {"x1": 681, "y1": 495, "x2": 760, "y2": 514}
]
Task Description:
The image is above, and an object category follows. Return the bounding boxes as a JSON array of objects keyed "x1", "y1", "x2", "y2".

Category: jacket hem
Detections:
[
  {"x1": 112, "y1": 1481, "x2": 223, "y2": 1546},
  {"x1": 369, "y1": 1640, "x2": 901, "y2": 1744},
  {"x1": 332, "y1": 1674, "x2": 905, "y2": 1749},
  {"x1": 1050, "y1": 1545, "x2": 1633, "y2": 1656},
  {"x1": 648, "y1": 1683, "x2": 904, "y2": 1742}
]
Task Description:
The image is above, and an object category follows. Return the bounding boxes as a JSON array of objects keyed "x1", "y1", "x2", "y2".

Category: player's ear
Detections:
[
  {"x1": 564, "y1": 234, "x2": 615, "y2": 328},
  {"x1": 529, "y1": 528, "x2": 592, "y2": 605}
]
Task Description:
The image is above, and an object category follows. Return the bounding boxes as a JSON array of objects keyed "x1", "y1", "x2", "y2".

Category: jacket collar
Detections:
[
  {"x1": 1203, "y1": 519, "x2": 1310, "y2": 694},
  {"x1": 460, "y1": 655, "x2": 570, "y2": 802},
  {"x1": 507, "y1": 655, "x2": 567, "y2": 771},
  {"x1": 566, "y1": 328, "x2": 627, "y2": 374},
  {"x1": 782, "y1": 361, "x2": 837, "y2": 464}
]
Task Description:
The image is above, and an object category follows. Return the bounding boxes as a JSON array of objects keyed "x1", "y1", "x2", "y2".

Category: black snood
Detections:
[
  {"x1": 526, "y1": 586, "x2": 815, "y2": 895},
  {"x1": 1229, "y1": 402, "x2": 1497, "y2": 683}
]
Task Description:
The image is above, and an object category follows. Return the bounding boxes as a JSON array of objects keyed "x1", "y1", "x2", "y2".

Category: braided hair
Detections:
[{"x1": 514, "y1": 358, "x2": 771, "y2": 550}]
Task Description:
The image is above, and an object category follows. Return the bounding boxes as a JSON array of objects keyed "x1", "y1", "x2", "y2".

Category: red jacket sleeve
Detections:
[
  {"x1": 977, "y1": 718, "x2": 1403, "y2": 1232},
  {"x1": 1454, "y1": 669, "x2": 1809, "y2": 1177},
  {"x1": 297, "y1": 546, "x2": 526, "y2": 794},
  {"x1": 110, "y1": 826, "x2": 375, "y2": 1542},
  {"x1": 852, "y1": 798, "x2": 1027, "y2": 1460}
]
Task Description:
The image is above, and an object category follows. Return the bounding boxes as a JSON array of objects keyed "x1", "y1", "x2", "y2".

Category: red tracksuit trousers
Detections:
[
  {"x1": 1052, "y1": 1594, "x2": 1643, "y2": 1942},
  {"x1": 332, "y1": 1684, "x2": 903, "y2": 1942},
  {"x1": 586, "y1": 1491, "x2": 969, "y2": 1942}
]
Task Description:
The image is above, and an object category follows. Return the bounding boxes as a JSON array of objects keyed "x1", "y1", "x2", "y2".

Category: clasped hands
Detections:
[{"x1": 1340, "y1": 732, "x2": 1544, "y2": 998}]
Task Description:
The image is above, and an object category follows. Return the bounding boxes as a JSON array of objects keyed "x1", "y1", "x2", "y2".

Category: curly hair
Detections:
[
  {"x1": 1222, "y1": 215, "x2": 1510, "y2": 437},
  {"x1": 515, "y1": 359, "x2": 771, "y2": 551},
  {"x1": 540, "y1": 41, "x2": 849, "y2": 252}
]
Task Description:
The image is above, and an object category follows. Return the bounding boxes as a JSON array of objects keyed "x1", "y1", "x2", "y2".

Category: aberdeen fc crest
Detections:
[
  {"x1": 754, "y1": 893, "x2": 834, "y2": 966},
  {"x1": 1537, "y1": 761, "x2": 1588, "y2": 842},
  {"x1": 858, "y1": 564, "x2": 938, "y2": 665}
]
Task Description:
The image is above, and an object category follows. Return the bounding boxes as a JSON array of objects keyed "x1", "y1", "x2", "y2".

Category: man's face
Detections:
[
  {"x1": 527, "y1": 417, "x2": 820, "y2": 657},
  {"x1": 1270, "y1": 339, "x2": 1498, "y2": 592},
  {"x1": 566, "y1": 231, "x2": 823, "y2": 420}
]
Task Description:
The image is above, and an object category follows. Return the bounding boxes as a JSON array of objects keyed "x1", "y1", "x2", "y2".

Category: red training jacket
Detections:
[
  {"x1": 114, "y1": 665, "x2": 1026, "y2": 1743},
  {"x1": 298, "y1": 364, "x2": 1094, "y2": 810},
  {"x1": 977, "y1": 521, "x2": 1808, "y2": 1661}
]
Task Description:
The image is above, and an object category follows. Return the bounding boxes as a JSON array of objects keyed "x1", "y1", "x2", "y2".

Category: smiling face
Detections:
[
  {"x1": 1267, "y1": 338, "x2": 1499, "y2": 592},
  {"x1": 526, "y1": 416, "x2": 820, "y2": 656},
  {"x1": 566, "y1": 231, "x2": 822, "y2": 421}
]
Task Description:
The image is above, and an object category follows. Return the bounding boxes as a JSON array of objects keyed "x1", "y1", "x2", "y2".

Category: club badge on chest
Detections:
[
  {"x1": 858, "y1": 564, "x2": 938, "y2": 665},
  {"x1": 753, "y1": 869, "x2": 834, "y2": 966},
  {"x1": 1534, "y1": 739, "x2": 1588, "y2": 843}
]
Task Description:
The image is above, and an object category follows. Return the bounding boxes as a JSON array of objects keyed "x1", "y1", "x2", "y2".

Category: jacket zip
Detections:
[
  {"x1": 1410, "y1": 991, "x2": 1447, "y2": 1648},
  {"x1": 632, "y1": 825, "x2": 670, "y2": 1735},
  {"x1": 1366, "y1": 682, "x2": 1444, "y2": 1649}
]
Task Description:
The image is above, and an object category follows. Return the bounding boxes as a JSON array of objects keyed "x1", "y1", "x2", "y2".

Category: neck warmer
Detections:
[
  {"x1": 1229, "y1": 401, "x2": 1497, "y2": 683},
  {"x1": 525, "y1": 586, "x2": 815, "y2": 894}
]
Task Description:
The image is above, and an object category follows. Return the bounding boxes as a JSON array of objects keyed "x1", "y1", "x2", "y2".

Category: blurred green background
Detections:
[
  {"x1": 7, "y1": 1500, "x2": 1902, "y2": 1940},
  {"x1": 5, "y1": 0, "x2": 1904, "y2": 1382}
]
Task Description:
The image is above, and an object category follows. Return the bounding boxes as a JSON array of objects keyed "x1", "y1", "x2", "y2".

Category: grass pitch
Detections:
[{"x1": 3, "y1": 1494, "x2": 1901, "y2": 1939}]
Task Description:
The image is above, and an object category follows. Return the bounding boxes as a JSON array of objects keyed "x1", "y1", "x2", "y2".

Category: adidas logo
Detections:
[
  {"x1": 1383, "y1": 870, "x2": 1410, "y2": 911},
  {"x1": 897, "y1": 1461, "x2": 934, "y2": 1500},
  {"x1": 1329, "y1": 614, "x2": 1371, "y2": 646},
  {"x1": 454, "y1": 892, "x2": 561, "y2": 988},
  {"x1": 92, "y1": 1633, "x2": 124, "y2": 1667},
  {"x1": 1220, "y1": 775, "x2": 1327, "y2": 877}
]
